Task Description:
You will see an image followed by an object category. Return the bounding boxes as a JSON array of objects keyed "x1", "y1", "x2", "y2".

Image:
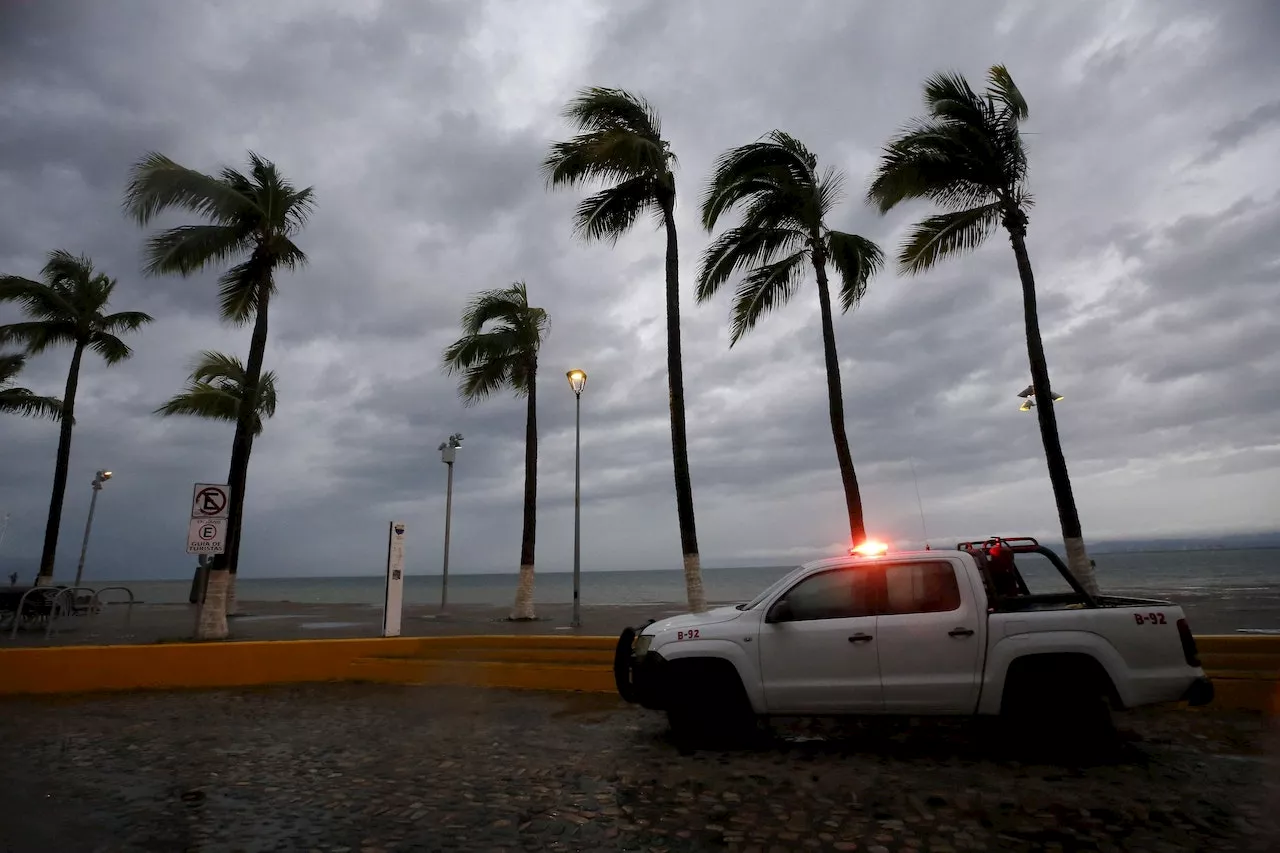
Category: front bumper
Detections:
[
  {"x1": 1182, "y1": 676, "x2": 1215, "y2": 707},
  {"x1": 630, "y1": 650, "x2": 672, "y2": 710}
]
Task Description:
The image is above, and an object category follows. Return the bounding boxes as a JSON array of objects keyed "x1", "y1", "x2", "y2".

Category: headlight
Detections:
[{"x1": 633, "y1": 634, "x2": 653, "y2": 657}]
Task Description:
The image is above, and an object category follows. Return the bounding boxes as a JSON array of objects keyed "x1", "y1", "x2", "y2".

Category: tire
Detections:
[
  {"x1": 1001, "y1": 657, "x2": 1119, "y2": 759},
  {"x1": 613, "y1": 628, "x2": 637, "y2": 703},
  {"x1": 665, "y1": 660, "x2": 756, "y2": 749}
]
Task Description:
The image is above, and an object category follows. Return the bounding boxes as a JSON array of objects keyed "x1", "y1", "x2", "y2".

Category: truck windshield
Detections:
[{"x1": 737, "y1": 565, "x2": 806, "y2": 610}]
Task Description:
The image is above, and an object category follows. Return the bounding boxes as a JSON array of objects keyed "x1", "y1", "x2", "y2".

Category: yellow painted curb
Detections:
[{"x1": 1, "y1": 634, "x2": 1278, "y2": 711}]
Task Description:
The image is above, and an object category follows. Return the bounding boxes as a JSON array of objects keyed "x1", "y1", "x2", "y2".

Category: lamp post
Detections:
[
  {"x1": 1016, "y1": 384, "x2": 1063, "y2": 412},
  {"x1": 73, "y1": 469, "x2": 112, "y2": 587},
  {"x1": 566, "y1": 369, "x2": 587, "y2": 628},
  {"x1": 438, "y1": 433, "x2": 463, "y2": 611}
]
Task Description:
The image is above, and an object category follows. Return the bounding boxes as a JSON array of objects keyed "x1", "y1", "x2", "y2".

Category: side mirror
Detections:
[{"x1": 767, "y1": 599, "x2": 794, "y2": 624}]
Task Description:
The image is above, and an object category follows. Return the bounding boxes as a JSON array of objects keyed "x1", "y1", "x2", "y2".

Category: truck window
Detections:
[
  {"x1": 1010, "y1": 552, "x2": 1076, "y2": 596},
  {"x1": 882, "y1": 561, "x2": 961, "y2": 614},
  {"x1": 780, "y1": 568, "x2": 877, "y2": 621}
]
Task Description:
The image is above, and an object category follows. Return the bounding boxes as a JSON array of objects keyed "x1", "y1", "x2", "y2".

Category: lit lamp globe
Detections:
[{"x1": 566, "y1": 369, "x2": 587, "y2": 396}]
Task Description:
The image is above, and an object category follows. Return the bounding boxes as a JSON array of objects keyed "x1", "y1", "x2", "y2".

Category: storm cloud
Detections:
[{"x1": 1, "y1": 0, "x2": 1277, "y2": 585}]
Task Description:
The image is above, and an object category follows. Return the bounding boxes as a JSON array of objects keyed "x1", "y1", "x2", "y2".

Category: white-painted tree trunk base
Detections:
[
  {"x1": 197, "y1": 569, "x2": 230, "y2": 640},
  {"x1": 1063, "y1": 536, "x2": 1099, "y2": 597},
  {"x1": 510, "y1": 564, "x2": 536, "y2": 620},
  {"x1": 225, "y1": 573, "x2": 238, "y2": 617},
  {"x1": 33, "y1": 574, "x2": 53, "y2": 588},
  {"x1": 684, "y1": 553, "x2": 707, "y2": 613}
]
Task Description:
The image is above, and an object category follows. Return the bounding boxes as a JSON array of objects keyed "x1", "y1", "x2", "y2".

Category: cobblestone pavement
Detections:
[{"x1": 2, "y1": 685, "x2": 1278, "y2": 852}]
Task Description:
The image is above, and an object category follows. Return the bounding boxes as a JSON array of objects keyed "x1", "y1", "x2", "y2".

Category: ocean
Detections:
[{"x1": 91, "y1": 548, "x2": 1280, "y2": 607}]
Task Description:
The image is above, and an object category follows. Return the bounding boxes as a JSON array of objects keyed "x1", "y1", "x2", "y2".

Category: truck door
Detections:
[
  {"x1": 874, "y1": 559, "x2": 983, "y2": 712},
  {"x1": 757, "y1": 566, "x2": 883, "y2": 713}
]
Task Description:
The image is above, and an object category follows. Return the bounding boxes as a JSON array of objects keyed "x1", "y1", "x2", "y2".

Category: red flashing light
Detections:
[{"x1": 850, "y1": 541, "x2": 890, "y2": 557}]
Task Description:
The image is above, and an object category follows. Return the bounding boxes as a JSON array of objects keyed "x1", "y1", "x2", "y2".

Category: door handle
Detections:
[
  {"x1": 948, "y1": 627, "x2": 975, "y2": 638},
  {"x1": 848, "y1": 633, "x2": 873, "y2": 643}
]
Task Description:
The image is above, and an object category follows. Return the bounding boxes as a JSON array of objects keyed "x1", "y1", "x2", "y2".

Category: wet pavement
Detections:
[{"x1": 1, "y1": 685, "x2": 1278, "y2": 852}]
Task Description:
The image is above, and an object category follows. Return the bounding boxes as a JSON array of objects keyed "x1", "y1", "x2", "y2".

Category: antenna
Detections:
[{"x1": 908, "y1": 458, "x2": 930, "y2": 550}]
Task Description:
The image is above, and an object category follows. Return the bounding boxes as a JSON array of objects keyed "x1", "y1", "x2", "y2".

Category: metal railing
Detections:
[{"x1": 4, "y1": 584, "x2": 135, "y2": 639}]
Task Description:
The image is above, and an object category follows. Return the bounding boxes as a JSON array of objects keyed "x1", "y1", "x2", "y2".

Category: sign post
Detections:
[
  {"x1": 383, "y1": 521, "x2": 406, "y2": 637},
  {"x1": 187, "y1": 483, "x2": 230, "y2": 554}
]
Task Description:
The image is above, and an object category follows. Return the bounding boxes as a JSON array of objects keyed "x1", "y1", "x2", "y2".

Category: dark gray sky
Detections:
[{"x1": 1, "y1": 0, "x2": 1277, "y2": 581}]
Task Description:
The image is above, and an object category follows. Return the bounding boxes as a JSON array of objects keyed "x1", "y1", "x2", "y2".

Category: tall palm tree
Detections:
[
  {"x1": 866, "y1": 65, "x2": 1097, "y2": 594},
  {"x1": 0, "y1": 251, "x2": 153, "y2": 584},
  {"x1": 0, "y1": 353, "x2": 63, "y2": 420},
  {"x1": 543, "y1": 87, "x2": 707, "y2": 613},
  {"x1": 125, "y1": 152, "x2": 313, "y2": 640},
  {"x1": 155, "y1": 350, "x2": 278, "y2": 618},
  {"x1": 442, "y1": 282, "x2": 549, "y2": 621},
  {"x1": 698, "y1": 132, "x2": 883, "y2": 545}
]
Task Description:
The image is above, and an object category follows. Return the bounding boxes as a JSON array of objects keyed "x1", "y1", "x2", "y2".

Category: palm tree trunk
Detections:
[
  {"x1": 511, "y1": 365, "x2": 538, "y2": 620},
  {"x1": 1007, "y1": 228, "x2": 1097, "y2": 595},
  {"x1": 35, "y1": 342, "x2": 85, "y2": 584},
  {"x1": 811, "y1": 245, "x2": 868, "y2": 545},
  {"x1": 661, "y1": 197, "x2": 706, "y2": 613},
  {"x1": 197, "y1": 568, "x2": 231, "y2": 641},
  {"x1": 202, "y1": 280, "x2": 269, "y2": 638}
]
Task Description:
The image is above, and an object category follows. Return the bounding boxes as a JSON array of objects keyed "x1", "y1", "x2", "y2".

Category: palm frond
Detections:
[
  {"x1": 571, "y1": 177, "x2": 655, "y2": 243},
  {"x1": 0, "y1": 387, "x2": 65, "y2": 420},
  {"x1": 897, "y1": 203, "x2": 1002, "y2": 275},
  {"x1": 189, "y1": 350, "x2": 248, "y2": 384},
  {"x1": 154, "y1": 383, "x2": 242, "y2": 423},
  {"x1": 560, "y1": 87, "x2": 662, "y2": 140},
  {"x1": 443, "y1": 283, "x2": 547, "y2": 404},
  {"x1": 88, "y1": 332, "x2": 133, "y2": 364},
  {"x1": 142, "y1": 224, "x2": 257, "y2": 277},
  {"x1": 826, "y1": 232, "x2": 885, "y2": 312},
  {"x1": 99, "y1": 310, "x2": 154, "y2": 335},
  {"x1": 123, "y1": 152, "x2": 259, "y2": 226},
  {"x1": 0, "y1": 352, "x2": 64, "y2": 421},
  {"x1": 727, "y1": 250, "x2": 808, "y2": 346},
  {"x1": 155, "y1": 351, "x2": 277, "y2": 435},
  {"x1": 0, "y1": 273, "x2": 76, "y2": 321},
  {"x1": 40, "y1": 250, "x2": 96, "y2": 288},
  {"x1": 695, "y1": 225, "x2": 806, "y2": 302},
  {"x1": 216, "y1": 261, "x2": 273, "y2": 325},
  {"x1": 987, "y1": 64, "x2": 1029, "y2": 121},
  {"x1": 0, "y1": 320, "x2": 78, "y2": 354},
  {"x1": 700, "y1": 131, "x2": 821, "y2": 231}
]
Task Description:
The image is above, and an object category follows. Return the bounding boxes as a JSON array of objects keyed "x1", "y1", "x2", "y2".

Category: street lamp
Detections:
[
  {"x1": 1016, "y1": 384, "x2": 1063, "y2": 411},
  {"x1": 566, "y1": 369, "x2": 587, "y2": 628},
  {"x1": 73, "y1": 469, "x2": 112, "y2": 587},
  {"x1": 438, "y1": 433, "x2": 463, "y2": 611}
]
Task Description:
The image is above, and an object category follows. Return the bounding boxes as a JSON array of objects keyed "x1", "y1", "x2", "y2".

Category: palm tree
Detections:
[
  {"x1": 125, "y1": 152, "x2": 313, "y2": 640},
  {"x1": 0, "y1": 251, "x2": 153, "y2": 584},
  {"x1": 442, "y1": 283, "x2": 549, "y2": 621},
  {"x1": 155, "y1": 350, "x2": 278, "y2": 617},
  {"x1": 698, "y1": 132, "x2": 883, "y2": 546},
  {"x1": 866, "y1": 65, "x2": 1097, "y2": 594},
  {"x1": 543, "y1": 87, "x2": 707, "y2": 613},
  {"x1": 0, "y1": 353, "x2": 63, "y2": 420}
]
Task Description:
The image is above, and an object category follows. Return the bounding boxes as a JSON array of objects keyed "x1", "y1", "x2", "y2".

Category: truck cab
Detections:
[{"x1": 614, "y1": 538, "x2": 1213, "y2": 739}]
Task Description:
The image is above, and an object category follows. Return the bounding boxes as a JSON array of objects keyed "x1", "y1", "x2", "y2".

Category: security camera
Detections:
[{"x1": 437, "y1": 442, "x2": 447, "y2": 451}]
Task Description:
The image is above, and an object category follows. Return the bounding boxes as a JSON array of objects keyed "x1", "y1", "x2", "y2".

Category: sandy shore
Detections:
[{"x1": 5, "y1": 586, "x2": 1277, "y2": 647}]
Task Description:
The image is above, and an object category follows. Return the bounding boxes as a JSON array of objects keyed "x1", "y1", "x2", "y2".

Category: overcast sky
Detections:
[{"x1": 1, "y1": 0, "x2": 1277, "y2": 584}]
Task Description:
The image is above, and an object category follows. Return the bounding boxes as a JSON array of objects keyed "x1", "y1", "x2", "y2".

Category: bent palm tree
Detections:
[
  {"x1": 156, "y1": 350, "x2": 278, "y2": 617},
  {"x1": 698, "y1": 131, "x2": 883, "y2": 545},
  {"x1": 867, "y1": 65, "x2": 1097, "y2": 594},
  {"x1": 0, "y1": 251, "x2": 153, "y2": 584},
  {"x1": 442, "y1": 283, "x2": 549, "y2": 620},
  {"x1": 544, "y1": 87, "x2": 707, "y2": 612},
  {"x1": 125, "y1": 151, "x2": 313, "y2": 639},
  {"x1": 0, "y1": 353, "x2": 63, "y2": 420}
]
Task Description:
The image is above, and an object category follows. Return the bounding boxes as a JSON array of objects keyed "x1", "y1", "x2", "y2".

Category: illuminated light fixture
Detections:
[
  {"x1": 566, "y1": 368, "x2": 587, "y2": 396},
  {"x1": 1016, "y1": 384, "x2": 1063, "y2": 410},
  {"x1": 850, "y1": 541, "x2": 889, "y2": 557}
]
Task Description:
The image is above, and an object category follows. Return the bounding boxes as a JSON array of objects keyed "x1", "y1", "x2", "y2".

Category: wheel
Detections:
[
  {"x1": 1001, "y1": 659, "x2": 1119, "y2": 759},
  {"x1": 665, "y1": 661, "x2": 757, "y2": 748}
]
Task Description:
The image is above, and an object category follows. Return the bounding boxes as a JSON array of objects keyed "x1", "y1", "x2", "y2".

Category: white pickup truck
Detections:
[{"x1": 614, "y1": 537, "x2": 1213, "y2": 740}]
